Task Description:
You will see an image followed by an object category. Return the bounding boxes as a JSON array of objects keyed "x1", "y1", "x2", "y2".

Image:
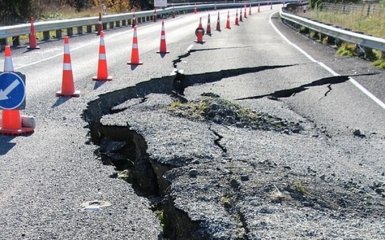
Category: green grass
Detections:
[
  {"x1": 300, "y1": 8, "x2": 385, "y2": 69},
  {"x1": 336, "y1": 43, "x2": 357, "y2": 57},
  {"x1": 374, "y1": 51, "x2": 385, "y2": 68},
  {"x1": 293, "y1": 180, "x2": 310, "y2": 196}
]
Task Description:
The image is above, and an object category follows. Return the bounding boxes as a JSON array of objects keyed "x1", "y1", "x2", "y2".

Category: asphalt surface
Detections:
[{"x1": 1, "y1": 4, "x2": 385, "y2": 240}]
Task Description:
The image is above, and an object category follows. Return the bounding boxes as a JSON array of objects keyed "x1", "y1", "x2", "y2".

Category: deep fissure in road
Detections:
[{"x1": 83, "y1": 49, "x2": 302, "y2": 239}]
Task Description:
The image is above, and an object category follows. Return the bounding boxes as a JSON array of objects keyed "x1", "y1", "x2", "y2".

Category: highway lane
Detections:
[
  {"x1": 0, "y1": 4, "x2": 384, "y2": 239},
  {"x1": 0, "y1": 6, "x2": 271, "y2": 239},
  {"x1": 181, "y1": 9, "x2": 385, "y2": 183}
]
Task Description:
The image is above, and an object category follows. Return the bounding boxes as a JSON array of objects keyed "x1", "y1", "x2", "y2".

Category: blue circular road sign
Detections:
[{"x1": 0, "y1": 72, "x2": 26, "y2": 110}]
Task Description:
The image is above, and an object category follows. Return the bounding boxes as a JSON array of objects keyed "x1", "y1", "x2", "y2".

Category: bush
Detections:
[
  {"x1": 0, "y1": 0, "x2": 34, "y2": 24},
  {"x1": 309, "y1": 0, "x2": 361, "y2": 9}
]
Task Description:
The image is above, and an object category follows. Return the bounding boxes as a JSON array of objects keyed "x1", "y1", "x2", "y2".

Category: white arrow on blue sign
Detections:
[{"x1": 0, "y1": 72, "x2": 26, "y2": 110}]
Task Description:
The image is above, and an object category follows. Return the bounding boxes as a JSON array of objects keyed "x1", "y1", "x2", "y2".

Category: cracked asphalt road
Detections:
[{"x1": 1, "y1": 4, "x2": 385, "y2": 240}]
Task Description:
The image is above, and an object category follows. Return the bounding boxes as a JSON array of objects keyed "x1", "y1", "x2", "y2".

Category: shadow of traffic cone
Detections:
[
  {"x1": 244, "y1": 5, "x2": 248, "y2": 18},
  {"x1": 157, "y1": 21, "x2": 169, "y2": 54},
  {"x1": 127, "y1": 27, "x2": 143, "y2": 65},
  {"x1": 235, "y1": 11, "x2": 239, "y2": 26},
  {"x1": 226, "y1": 11, "x2": 231, "y2": 29},
  {"x1": 249, "y1": 3, "x2": 252, "y2": 15},
  {"x1": 97, "y1": 12, "x2": 103, "y2": 36},
  {"x1": 216, "y1": 12, "x2": 221, "y2": 31},
  {"x1": 93, "y1": 31, "x2": 112, "y2": 81},
  {"x1": 240, "y1": 9, "x2": 243, "y2": 22},
  {"x1": 0, "y1": 46, "x2": 34, "y2": 136},
  {"x1": 195, "y1": 18, "x2": 205, "y2": 44},
  {"x1": 27, "y1": 17, "x2": 40, "y2": 50},
  {"x1": 56, "y1": 36, "x2": 80, "y2": 97},
  {"x1": 132, "y1": 12, "x2": 137, "y2": 28},
  {"x1": 206, "y1": 14, "x2": 211, "y2": 36}
]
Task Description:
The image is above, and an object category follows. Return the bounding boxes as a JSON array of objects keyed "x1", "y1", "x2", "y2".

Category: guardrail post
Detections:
[
  {"x1": 67, "y1": 27, "x2": 73, "y2": 36},
  {"x1": 0, "y1": 39, "x2": 6, "y2": 51},
  {"x1": 87, "y1": 25, "x2": 92, "y2": 33},
  {"x1": 77, "y1": 26, "x2": 83, "y2": 35},
  {"x1": 43, "y1": 31, "x2": 50, "y2": 40},
  {"x1": 56, "y1": 29, "x2": 62, "y2": 39},
  {"x1": 12, "y1": 36, "x2": 20, "y2": 47},
  {"x1": 361, "y1": 46, "x2": 376, "y2": 60}
]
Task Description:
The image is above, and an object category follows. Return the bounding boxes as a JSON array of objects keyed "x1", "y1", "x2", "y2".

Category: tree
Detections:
[
  {"x1": 0, "y1": 0, "x2": 33, "y2": 24},
  {"x1": 309, "y1": 0, "x2": 361, "y2": 9}
]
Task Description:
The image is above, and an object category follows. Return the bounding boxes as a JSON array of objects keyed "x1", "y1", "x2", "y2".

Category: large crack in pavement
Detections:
[
  {"x1": 83, "y1": 47, "x2": 385, "y2": 239},
  {"x1": 83, "y1": 47, "x2": 298, "y2": 239},
  {"x1": 172, "y1": 47, "x2": 249, "y2": 68},
  {"x1": 236, "y1": 73, "x2": 377, "y2": 100}
]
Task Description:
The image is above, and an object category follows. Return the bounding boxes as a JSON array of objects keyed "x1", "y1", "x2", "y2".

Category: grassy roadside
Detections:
[
  {"x1": 298, "y1": 8, "x2": 385, "y2": 68},
  {"x1": 303, "y1": 10, "x2": 385, "y2": 39}
]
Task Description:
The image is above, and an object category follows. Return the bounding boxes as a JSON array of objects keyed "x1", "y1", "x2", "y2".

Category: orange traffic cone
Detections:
[
  {"x1": 206, "y1": 14, "x2": 211, "y2": 36},
  {"x1": 93, "y1": 31, "x2": 112, "y2": 81},
  {"x1": 132, "y1": 12, "x2": 137, "y2": 28},
  {"x1": 249, "y1": 4, "x2": 252, "y2": 15},
  {"x1": 235, "y1": 11, "x2": 239, "y2": 26},
  {"x1": 195, "y1": 18, "x2": 205, "y2": 44},
  {"x1": 56, "y1": 36, "x2": 80, "y2": 97},
  {"x1": 244, "y1": 5, "x2": 247, "y2": 18},
  {"x1": 0, "y1": 46, "x2": 34, "y2": 135},
  {"x1": 27, "y1": 17, "x2": 40, "y2": 50},
  {"x1": 216, "y1": 12, "x2": 221, "y2": 31},
  {"x1": 157, "y1": 21, "x2": 169, "y2": 54},
  {"x1": 97, "y1": 12, "x2": 103, "y2": 36},
  {"x1": 240, "y1": 9, "x2": 243, "y2": 22},
  {"x1": 127, "y1": 27, "x2": 143, "y2": 65},
  {"x1": 226, "y1": 11, "x2": 231, "y2": 29},
  {"x1": 4, "y1": 46, "x2": 14, "y2": 72}
]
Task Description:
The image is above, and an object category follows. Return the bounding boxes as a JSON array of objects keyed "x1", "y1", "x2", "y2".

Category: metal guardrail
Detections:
[
  {"x1": 0, "y1": 1, "x2": 290, "y2": 45},
  {"x1": 280, "y1": 9, "x2": 385, "y2": 52}
]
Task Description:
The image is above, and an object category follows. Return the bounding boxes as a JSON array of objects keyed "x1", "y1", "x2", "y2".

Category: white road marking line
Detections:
[
  {"x1": 186, "y1": 44, "x2": 194, "y2": 53},
  {"x1": 269, "y1": 12, "x2": 385, "y2": 110}
]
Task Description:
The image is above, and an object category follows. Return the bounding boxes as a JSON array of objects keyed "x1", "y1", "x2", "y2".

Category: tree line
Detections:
[{"x1": 0, "y1": 0, "x2": 151, "y2": 25}]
